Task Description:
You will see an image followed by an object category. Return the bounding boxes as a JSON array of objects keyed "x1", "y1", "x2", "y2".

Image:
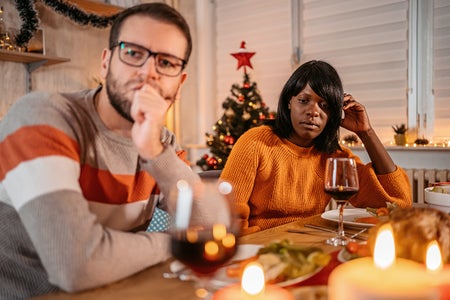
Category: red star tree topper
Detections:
[{"x1": 230, "y1": 41, "x2": 256, "y2": 75}]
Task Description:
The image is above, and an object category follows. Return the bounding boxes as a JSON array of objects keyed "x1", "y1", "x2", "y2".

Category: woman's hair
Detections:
[
  {"x1": 108, "y1": 3, "x2": 192, "y2": 64},
  {"x1": 271, "y1": 60, "x2": 344, "y2": 153}
]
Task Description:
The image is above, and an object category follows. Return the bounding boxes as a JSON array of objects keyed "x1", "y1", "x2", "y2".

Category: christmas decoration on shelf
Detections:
[
  {"x1": 13, "y1": 0, "x2": 118, "y2": 48},
  {"x1": 341, "y1": 134, "x2": 359, "y2": 147},
  {"x1": 196, "y1": 41, "x2": 275, "y2": 171}
]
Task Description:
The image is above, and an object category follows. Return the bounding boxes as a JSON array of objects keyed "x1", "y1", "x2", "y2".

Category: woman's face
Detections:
[{"x1": 288, "y1": 84, "x2": 329, "y2": 147}]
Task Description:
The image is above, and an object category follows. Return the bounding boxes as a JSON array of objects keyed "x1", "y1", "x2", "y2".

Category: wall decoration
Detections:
[{"x1": 13, "y1": 0, "x2": 119, "y2": 48}]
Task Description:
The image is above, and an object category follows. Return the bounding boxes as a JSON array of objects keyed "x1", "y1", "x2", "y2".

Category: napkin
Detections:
[{"x1": 147, "y1": 207, "x2": 170, "y2": 232}]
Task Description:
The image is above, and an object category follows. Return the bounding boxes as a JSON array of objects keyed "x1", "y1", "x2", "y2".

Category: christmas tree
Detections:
[{"x1": 196, "y1": 41, "x2": 275, "y2": 171}]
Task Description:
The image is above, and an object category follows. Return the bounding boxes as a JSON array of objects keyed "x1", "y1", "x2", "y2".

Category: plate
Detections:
[
  {"x1": 337, "y1": 248, "x2": 357, "y2": 263},
  {"x1": 210, "y1": 245, "x2": 324, "y2": 289},
  {"x1": 321, "y1": 208, "x2": 375, "y2": 228}
]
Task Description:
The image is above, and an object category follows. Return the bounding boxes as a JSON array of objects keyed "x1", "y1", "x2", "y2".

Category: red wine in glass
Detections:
[
  {"x1": 171, "y1": 227, "x2": 237, "y2": 276},
  {"x1": 324, "y1": 158, "x2": 359, "y2": 246},
  {"x1": 324, "y1": 187, "x2": 359, "y2": 204}
]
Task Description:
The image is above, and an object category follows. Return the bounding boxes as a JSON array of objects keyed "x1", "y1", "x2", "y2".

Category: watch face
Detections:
[{"x1": 160, "y1": 128, "x2": 170, "y2": 145}]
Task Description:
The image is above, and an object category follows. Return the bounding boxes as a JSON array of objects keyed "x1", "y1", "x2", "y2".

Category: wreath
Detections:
[{"x1": 14, "y1": 0, "x2": 119, "y2": 47}]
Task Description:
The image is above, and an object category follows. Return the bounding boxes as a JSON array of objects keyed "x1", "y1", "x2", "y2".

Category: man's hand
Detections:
[{"x1": 130, "y1": 84, "x2": 170, "y2": 159}]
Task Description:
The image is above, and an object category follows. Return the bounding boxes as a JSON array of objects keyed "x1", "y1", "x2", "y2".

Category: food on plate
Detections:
[
  {"x1": 430, "y1": 186, "x2": 449, "y2": 194},
  {"x1": 340, "y1": 241, "x2": 371, "y2": 261},
  {"x1": 354, "y1": 203, "x2": 397, "y2": 224},
  {"x1": 226, "y1": 239, "x2": 330, "y2": 284},
  {"x1": 353, "y1": 216, "x2": 381, "y2": 225},
  {"x1": 366, "y1": 207, "x2": 450, "y2": 264}
]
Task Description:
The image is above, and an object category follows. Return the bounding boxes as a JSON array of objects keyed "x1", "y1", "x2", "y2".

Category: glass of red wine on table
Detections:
[
  {"x1": 324, "y1": 157, "x2": 360, "y2": 246},
  {"x1": 169, "y1": 179, "x2": 239, "y2": 299}
]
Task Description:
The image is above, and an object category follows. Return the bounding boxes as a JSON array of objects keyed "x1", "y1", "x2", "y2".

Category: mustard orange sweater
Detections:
[{"x1": 220, "y1": 126, "x2": 412, "y2": 235}]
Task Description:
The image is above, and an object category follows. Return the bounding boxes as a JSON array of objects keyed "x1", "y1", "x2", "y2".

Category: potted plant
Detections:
[{"x1": 392, "y1": 124, "x2": 407, "y2": 146}]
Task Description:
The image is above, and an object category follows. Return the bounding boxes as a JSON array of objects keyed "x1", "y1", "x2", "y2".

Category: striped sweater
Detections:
[
  {"x1": 220, "y1": 126, "x2": 412, "y2": 235},
  {"x1": 0, "y1": 88, "x2": 200, "y2": 299}
]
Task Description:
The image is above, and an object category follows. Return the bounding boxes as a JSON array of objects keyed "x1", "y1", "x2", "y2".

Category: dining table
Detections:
[{"x1": 31, "y1": 214, "x2": 370, "y2": 300}]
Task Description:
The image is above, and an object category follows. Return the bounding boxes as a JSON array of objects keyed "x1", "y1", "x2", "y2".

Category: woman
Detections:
[{"x1": 220, "y1": 60, "x2": 412, "y2": 235}]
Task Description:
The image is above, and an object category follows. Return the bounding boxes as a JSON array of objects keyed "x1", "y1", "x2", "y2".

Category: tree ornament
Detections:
[
  {"x1": 238, "y1": 95, "x2": 245, "y2": 102},
  {"x1": 224, "y1": 135, "x2": 235, "y2": 145},
  {"x1": 230, "y1": 41, "x2": 256, "y2": 75},
  {"x1": 207, "y1": 157, "x2": 218, "y2": 168},
  {"x1": 225, "y1": 108, "x2": 235, "y2": 117}
]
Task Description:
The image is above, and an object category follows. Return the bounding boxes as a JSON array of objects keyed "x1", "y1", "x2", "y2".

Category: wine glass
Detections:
[
  {"x1": 324, "y1": 157, "x2": 359, "y2": 246},
  {"x1": 169, "y1": 179, "x2": 239, "y2": 299}
]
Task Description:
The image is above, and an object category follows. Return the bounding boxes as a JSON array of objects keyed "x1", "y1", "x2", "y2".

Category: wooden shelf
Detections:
[
  {"x1": 0, "y1": 49, "x2": 70, "y2": 66},
  {"x1": 69, "y1": 0, "x2": 123, "y2": 16},
  {"x1": 0, "y1": 49, "x2": 70, "y2": 92}
]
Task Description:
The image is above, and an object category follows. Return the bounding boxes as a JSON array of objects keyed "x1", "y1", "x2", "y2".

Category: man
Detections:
[{"x1": 0, "y1": 3, "x2": 199, "y2": 299}]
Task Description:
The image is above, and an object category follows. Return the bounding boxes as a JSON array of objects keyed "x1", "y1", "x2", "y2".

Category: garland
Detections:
[
  {"x1": 14, "y1": 0, "x2": 39, "y2": 47},
  {"x1": 14, "y1": 0, "x2": 119, "y2": 47}
]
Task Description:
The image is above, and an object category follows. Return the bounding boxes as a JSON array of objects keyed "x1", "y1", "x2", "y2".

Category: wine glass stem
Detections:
[{"x1": 337, "y1": 202, "x2": 345, "y2": 237}]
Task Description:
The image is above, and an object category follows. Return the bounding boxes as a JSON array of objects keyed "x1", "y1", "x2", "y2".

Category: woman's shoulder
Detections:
[{"x1": 242, "y1": 125, "x2": 275, "y2": 138}]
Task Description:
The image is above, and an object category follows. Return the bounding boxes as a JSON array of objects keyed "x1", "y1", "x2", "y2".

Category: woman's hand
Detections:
[{"x1": 340, "y1": 93, "x2": 371, "y2": 134}]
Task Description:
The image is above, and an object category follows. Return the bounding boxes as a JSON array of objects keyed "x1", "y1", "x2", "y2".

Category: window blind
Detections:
[
  {"x1": 215, "y1": 0, "x2": 292, "y2": 116},
  {"x1": 433, "y1": 0, "x2": 450, "y2": 141},
  {"x1": 300, "y1": 0, "x2": 409, "y2": 143}
]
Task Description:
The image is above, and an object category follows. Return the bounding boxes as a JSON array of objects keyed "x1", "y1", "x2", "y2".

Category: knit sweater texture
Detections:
[
  {"x1": 0, "y1": 88, "x2": 200, "y2": 299},
  {"x1": 220, "y1": 126, "x2": 412, "y2": 235}
]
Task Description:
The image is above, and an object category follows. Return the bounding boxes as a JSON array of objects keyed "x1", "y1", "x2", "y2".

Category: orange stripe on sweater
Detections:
[
  {"x1": 80, "y1": 164, "x2": 158, "y2": 204},
  {"x1": 0, "y1": 125, "x2": 79, "y2": 181},
  {"x1": 77, "y1": 150, "x2": 189, "y2": 204}
]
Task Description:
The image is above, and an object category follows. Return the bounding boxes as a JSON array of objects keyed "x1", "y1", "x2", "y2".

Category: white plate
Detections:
[
  {"x1": 321, "y1": 208, "x2": 376, "y2": 228},
  {"x1": 210, "y1": 245, "x2": 324, "y2": 289}
]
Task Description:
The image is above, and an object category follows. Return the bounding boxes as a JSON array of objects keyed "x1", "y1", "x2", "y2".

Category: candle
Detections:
[
  {"x1": 174, "y1": 180, "x2": 193, "y2": 229},
  {"x1": 426, "y1": 241, "x2": 450, "y2": 299},
  {"x1": 212, "y1": 262, "x2": 294, "y2": 300},
  {"x1": 328, "y1": 224, "x2": 439, "y2": 300}
]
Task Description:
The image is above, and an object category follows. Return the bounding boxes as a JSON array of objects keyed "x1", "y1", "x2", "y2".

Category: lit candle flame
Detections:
[
  {"x1": 426, "y1": 240, "x2": 442, "y2": 272},
  {"x1": 374, "y1": 223, "x2": 395, "y2": 269},
  {"x1": 241, "y1": 262, "x2": 265, "y2": 297}
]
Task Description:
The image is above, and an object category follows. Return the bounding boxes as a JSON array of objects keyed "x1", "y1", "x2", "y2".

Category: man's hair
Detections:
[
  {"x1": 271, "y1": 60, "x2": 344, "y2": 154},
  {"x1": 109, "y1": 3, "x2": 192, "y2": 64}
]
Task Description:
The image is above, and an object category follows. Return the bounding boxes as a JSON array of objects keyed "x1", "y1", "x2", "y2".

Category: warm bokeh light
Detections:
[
  {"x1": 218, "y1": 181, "x2": 233, "y2": 195},
  {"x1": 213, "y1": 224, "x2": 227, "y2": 240},
  {"x1": 374, "y1": 223, "x2": 395, "y2": 269},
  {"x1": 426, "y1": 240, "x2": 443, "y2": 272},
  {"x1": 241, "y1": 262, "x2": 265, "y2": 296},
  {"x1": 204, "y1": 241, "x2": 219, "y2": 258},
  {"x1": 222, "y1": 233, "x2": 236, "y2": 248},
  {"x1": 186, "y1": 228, "x2": 198, "y2": 243}
]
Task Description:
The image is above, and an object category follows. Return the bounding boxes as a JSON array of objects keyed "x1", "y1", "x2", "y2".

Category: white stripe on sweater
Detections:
[{"x1": 3, "y1": 155, "x2": 81, "y2": 210}]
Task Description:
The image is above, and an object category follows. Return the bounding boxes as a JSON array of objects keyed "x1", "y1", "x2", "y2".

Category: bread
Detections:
[{"x1": 367, "y1": 207, "x2": 450, "y2": 264}]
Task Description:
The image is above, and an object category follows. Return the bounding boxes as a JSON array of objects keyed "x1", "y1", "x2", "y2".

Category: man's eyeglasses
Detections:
[{"x1": 111, "y1": 41, "x2": 186, "y2": 77}]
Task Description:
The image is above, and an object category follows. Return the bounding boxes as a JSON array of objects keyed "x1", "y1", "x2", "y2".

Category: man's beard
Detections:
[{"x1": 105, "y1": 70, "x2": 134, "y2": 123}]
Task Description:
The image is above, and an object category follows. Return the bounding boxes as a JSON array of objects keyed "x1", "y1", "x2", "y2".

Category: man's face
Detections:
[{"x1": 101, "y1": 15, "x2": 188, "y2": 122}]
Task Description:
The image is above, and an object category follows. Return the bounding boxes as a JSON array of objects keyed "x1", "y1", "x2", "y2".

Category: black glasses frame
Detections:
[{"x1": 111, "y1": 41, "x2": 187, "y2": 77}]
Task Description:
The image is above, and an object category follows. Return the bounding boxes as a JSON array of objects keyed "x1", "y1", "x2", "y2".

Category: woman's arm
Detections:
[{"x1": 340, "y1": 94, "x2": 396, "y2": 174}]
